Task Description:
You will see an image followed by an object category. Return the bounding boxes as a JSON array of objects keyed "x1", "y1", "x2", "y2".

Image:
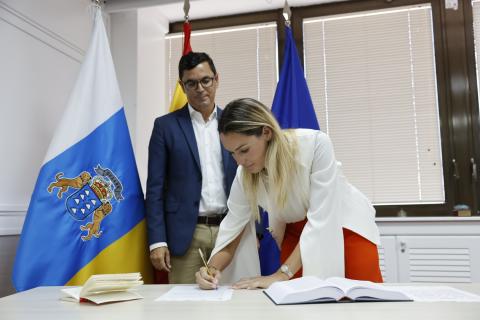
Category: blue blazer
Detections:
[{"x1": 145, "y1": 105, "x2": 237, "y2": 256}]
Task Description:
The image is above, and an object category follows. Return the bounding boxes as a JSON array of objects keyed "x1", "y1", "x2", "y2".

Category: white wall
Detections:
[
  {"x1": 0, "y1": 0, "x2": 93, "y2": 296},
  {"x1": 110, "y1": 6, "x2": 169, "y2": 191},
  {"x1": 111, "y1": 10, "x2": 138, "y2": 151},
  {"x1": 0, "y1": 0, "x2": 92, "y2": 234},
  {"x1": 135, "y1": 7, "x2": 169, "y2": 189}
]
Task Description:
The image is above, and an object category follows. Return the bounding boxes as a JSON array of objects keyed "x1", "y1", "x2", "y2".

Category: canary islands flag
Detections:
[{"x1": 12, "y1": 8, "x2": 152, "y2": 291}]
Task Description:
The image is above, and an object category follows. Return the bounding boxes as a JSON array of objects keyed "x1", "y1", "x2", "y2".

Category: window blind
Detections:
[
  {"x1": 165, "y1": 22, "x2": 278, "y2": 109},
  {"x1": 303, "y1": 4, "x2": 444, "y2": 205}
]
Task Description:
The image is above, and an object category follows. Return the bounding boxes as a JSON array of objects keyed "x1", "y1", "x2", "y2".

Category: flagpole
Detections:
[
  {"x1": 184, "y1": 0, "x2": 190, "y2": 22},
  {"x1": 92, "y1": 0, "x2": 102, "y2": 8},
  {"x1": 283, "y1": 0, "x2": 291, "y2": 27},
  {"x1": 182, "y1": 0, "x2": 192, "y2": 55},
  {"x1": 90, "y1": 0, "x2": 103, "y2": 23},
  {"x1": 168, "y1": 0, "x2": 192, "y2": 112}
]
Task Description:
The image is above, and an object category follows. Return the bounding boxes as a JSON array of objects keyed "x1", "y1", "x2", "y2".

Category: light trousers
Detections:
[{"x1": 168, "y1": 224, "x2": 219, "y2": 284}]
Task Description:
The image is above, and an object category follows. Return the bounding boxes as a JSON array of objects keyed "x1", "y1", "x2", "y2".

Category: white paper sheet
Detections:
[
  {"x1": 155, "y1": 286, "x2": 233, "y2": 302},
  {"x1": 389, "y1": 286, "x2": 480, "y2": 302}
]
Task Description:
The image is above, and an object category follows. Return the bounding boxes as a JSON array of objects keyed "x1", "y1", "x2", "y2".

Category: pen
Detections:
[{"x1": 198, "y1": 248, "x2": 212, "y2": 277}]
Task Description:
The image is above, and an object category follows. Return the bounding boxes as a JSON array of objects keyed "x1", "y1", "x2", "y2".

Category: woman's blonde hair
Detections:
[{"x1": 218, "y1": 98, "x2": 299, "y2": 220}]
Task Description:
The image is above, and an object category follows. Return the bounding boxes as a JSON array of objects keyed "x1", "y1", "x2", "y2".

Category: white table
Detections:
[{"x1": 1, "y1": 284, "x2": 480, "y2": 320}]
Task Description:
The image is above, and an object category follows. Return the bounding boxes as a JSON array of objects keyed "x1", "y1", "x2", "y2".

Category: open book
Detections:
[
  {"x1": 264, "y1": 276, "x2": 412, "y2": 305},
  {"x1": 61, "y1": 273, "x2": 144, "y2": 304}
]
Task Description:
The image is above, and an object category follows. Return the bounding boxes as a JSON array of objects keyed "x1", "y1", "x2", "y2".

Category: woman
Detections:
[{"x1": 196, "y1": 98, "x2": 382, "y2": 290}]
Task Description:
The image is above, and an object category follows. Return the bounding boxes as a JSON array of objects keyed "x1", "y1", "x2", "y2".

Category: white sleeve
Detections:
[
  {"x1": 210, "y1": 172, "x2": 260, "y2": 284},
  {"x1": 149, "y1": 242, "x2": 167, "y2": 251},
  {"x1": 300, "y1": 132, "x2": 345, "y2": 278}
]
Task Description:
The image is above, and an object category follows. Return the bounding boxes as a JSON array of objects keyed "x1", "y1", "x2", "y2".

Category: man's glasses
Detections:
[{"x1": 182, "y1": 76, "x2": 215, "y2": 91}]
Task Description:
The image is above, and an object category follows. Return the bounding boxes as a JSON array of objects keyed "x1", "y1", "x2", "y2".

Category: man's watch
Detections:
[{"x1": 280, "y1": 264, "x2": 294, "y2": 279}]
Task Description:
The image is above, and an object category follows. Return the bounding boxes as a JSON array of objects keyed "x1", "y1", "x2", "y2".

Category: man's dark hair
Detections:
[{"x1": 178, "y1": 52, "x2": 217, "y2": 79}]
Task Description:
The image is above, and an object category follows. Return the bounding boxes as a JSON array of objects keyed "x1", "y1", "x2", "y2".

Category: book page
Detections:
[
  {"x1": 61, "y1": 287, "x2": 81, "y2": 302},
  {"x1": 326, "y1": 277, "x2": 411, "y2": 301},
  {"x1": 81, "y1": 273, "x2": 143, "y2": 296},
  {"x1": 84, "y1": 290, "x2": 143, "y2": 304},
  {"x1": 264, "y1": 276, "x2": 344, "y2": 304},
  {"x1": 388, "y1": 286, "x2": 480, "y2": 302},
  {"x1": 61, "y1": 287, "x2": 143, "y2": 304},
  {"x1": 88, "y1": 273, "x2": 141, "y2": 280},
  {"x1": 327, "y1": 277, "x2": 382, "y2": 293},
  {"x1": 155, "y1": 286, "x2": 233, "y2": 301},
  {"x1": 61, "y1": 273, "x2": 143, "y2": 304},
  {"x1": 83, "y1": 281, "x2": 144, "y2": 294}
]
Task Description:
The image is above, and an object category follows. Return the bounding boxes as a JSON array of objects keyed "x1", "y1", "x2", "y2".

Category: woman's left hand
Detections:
[{"x1": 232, "y1": 272, "x2": 288, "y2": 289}]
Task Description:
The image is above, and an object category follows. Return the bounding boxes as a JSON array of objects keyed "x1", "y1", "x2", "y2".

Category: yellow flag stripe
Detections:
[
  {"x1": 66, "y1": 219, "x2": 153, "y2": 285},
  {"x1": 169, "y1": 82, "x2": 188, "y2": 112}
]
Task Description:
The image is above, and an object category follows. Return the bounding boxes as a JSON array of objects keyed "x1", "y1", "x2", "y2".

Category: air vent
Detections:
[{"x1": 408, "y1": 248, "x2": 471, "y2": 283}]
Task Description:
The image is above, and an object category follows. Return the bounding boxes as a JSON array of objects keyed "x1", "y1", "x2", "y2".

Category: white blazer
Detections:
[{"x1": 210, "y1": 129, "x2": 380, "y2": 284}]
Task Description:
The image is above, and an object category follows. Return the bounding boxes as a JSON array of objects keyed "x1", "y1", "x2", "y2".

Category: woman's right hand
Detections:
[{"x1": 195, "y1": 266, "x2": 221, "y2": 290}]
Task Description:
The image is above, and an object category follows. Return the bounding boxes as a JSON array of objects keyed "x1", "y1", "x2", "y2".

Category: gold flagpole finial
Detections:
[
  {"x1": 183, "y1": 0, "x2": 190, "y2": 21},
  {"x1": 283, "y1": 0, "x2": 291, "y2": 27}
]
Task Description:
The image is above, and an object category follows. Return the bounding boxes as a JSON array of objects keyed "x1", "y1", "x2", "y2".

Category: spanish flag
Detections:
[
  {"x1": 154, "y1": 20, "x2": 194, "y2": 285},
  {"x1": 168, "y1": 21, "x2": 192, "y2": 112}
]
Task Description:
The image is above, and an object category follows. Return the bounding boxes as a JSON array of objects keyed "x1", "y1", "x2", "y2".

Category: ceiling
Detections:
[{"x1": 105, "y1": 0, "x2": 347, "y2": 22}]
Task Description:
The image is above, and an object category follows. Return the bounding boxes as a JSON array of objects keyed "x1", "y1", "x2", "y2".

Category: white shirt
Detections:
[
  {"x1": 150, "y1": 105, "x2": 227, "y2": 251},
  {"x1": 188, "y1": 104, "x2": 227, "y2": 216},
  {"x1": 210, "y1": 129, "x2": 380, "y2": 283}
]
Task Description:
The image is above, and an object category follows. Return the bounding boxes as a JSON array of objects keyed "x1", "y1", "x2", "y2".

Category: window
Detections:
[
  {"x1": 165, "y1": 22, "x2": 278, "y2": 108},
  {"x1": 164, "y1": 0, "x2": 478, "y2": 216},
  {"x1": 473, "y1": 0, "x2": 480, "y2": 99},
  {"x1": 303, "y1": 4, "x2": 444, "y2": 205}
]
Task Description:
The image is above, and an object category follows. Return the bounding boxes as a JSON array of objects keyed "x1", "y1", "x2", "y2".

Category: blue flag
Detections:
[
  {"x1": 272, "y1": 26, "x2": 319, "y2": 130},
  {"x1": 258, "y1": 25, "x2": 320, "y2": 276},
  {"x1": 12, "y1": 8, "x2": 152, "y2": 291}
]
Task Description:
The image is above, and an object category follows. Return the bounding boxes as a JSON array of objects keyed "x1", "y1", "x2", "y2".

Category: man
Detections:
[{"x1": 145, "y1": 52, "x2": 237, "y2": 283}]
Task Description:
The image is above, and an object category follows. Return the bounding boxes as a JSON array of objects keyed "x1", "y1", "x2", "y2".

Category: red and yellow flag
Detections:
[
  {"x1": 169, "y1": 22, "x2": 192, "y2": 112},
  {"x1": 155, "y1": 21, "x2": 194, "y2": 285}
]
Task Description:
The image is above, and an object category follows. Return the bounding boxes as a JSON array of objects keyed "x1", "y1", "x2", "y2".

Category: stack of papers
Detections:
[{"x1": 61, "y1": 272, "x2": 143, "y2": 304}]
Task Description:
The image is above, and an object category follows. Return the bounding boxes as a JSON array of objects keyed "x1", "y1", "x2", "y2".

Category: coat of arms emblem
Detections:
[{"x1": 47, "y1": 165, "x2": 123, "y2": 241}]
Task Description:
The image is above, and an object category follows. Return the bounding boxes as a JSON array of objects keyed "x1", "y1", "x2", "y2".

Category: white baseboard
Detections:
[{"x1": 0, "y1": 211, "x2": 26, "y2": 236}]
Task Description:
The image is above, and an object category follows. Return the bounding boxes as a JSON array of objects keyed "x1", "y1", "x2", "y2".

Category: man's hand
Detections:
[{"x1": 150, "y1": 247, "x2": 171, "y2": 272}]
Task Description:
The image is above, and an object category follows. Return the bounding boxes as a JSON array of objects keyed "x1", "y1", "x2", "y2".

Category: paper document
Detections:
[
  {"x1": 389, "y1": 286, "x2": 480, "y2": 302},
  {"x1": 60, "y1": 273, "x2": 143, "y2": 304},
  {"x1": 61, "y1": 287, "x2": 142, "y2": 304},
  {"x1": 156, "y1": 286, "x2": 233, "y2": 301}
]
